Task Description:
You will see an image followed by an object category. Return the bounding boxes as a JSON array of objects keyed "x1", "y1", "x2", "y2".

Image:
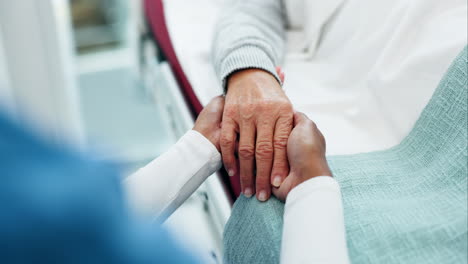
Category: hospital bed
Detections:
[
  {"x1": 140, "y1": 0, "x2": 232, "y2": 261},
  {"x1": 143, "y1": 0, "x2": 239, "y2": 198}
]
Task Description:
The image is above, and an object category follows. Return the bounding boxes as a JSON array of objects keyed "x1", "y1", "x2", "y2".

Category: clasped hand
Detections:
[{"x1": 193, "y1": 69, "x2": 331, "y2": 202}]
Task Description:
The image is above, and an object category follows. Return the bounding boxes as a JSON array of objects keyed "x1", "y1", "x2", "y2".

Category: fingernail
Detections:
[
  {"x1": 244, "y1": 188, "x2": 253, "y2": 198},
  {"x1": 258, "y1": 191, "x2": 267, "y2": 202},
  {"x1": 228, "y1": 169, "x2": 235, "y2": 177},
  {"x1": 273, "y1": 176, "x2": 282, "y2": 187}
]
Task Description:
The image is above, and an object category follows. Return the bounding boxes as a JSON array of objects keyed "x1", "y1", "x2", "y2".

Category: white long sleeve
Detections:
[
  {"x1": 124, "y1": 130, "x2": 222, "y2": 221},
  {"x1": 281, "y1": 176, "x2": 350, "y2": 264}
]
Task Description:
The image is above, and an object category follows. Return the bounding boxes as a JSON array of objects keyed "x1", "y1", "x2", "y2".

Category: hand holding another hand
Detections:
[
  {"x1": 222, "y1": 69, "x2": 294, "y2": 201},
  {"x1": 273, "y1": 112, "x2": 332, "y2": 202},
  {"x1": 193, "y1": 71, "x2": 329, "y2": 203},
  {"x1": 193, "y1": 96, "x2": 225, "y2": 151}
]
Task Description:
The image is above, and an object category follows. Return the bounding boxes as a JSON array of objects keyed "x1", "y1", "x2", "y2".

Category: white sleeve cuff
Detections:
[
  {"x1": 185, "y1": 130, "x2": 222, "y2": 172},
  {"x1": 281, "y1": 176, "x2": 350, "y2": 264},
  {"x1": 124, "y1": 130, "x2": 222, "y2": 220},
  {"x1": 286, "y1": 176, "x2": 341, "y2": 205}
]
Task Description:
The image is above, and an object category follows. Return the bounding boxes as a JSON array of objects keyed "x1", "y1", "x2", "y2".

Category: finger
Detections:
[
  {"x1": 271, "y1": 114, "x2": 293, "y2": 187},
  {"x1": 238, "y1": 121, "x2": 256, "y2": 198},
  {"x1": 271, "y1": 172, "x2": 294, "y2": 202},
  {"x1": 220, "y1": 118, "x2": 238, "y2": 177},
  {"x1": 206, "y1": 94, "x2": 225, "y2": 107},
  {"x1": 255, "y1": 120, "x2": 275, "y2": 201},
  {"x1": 199, "y1": 95, "x2": 225, "y2": 125},
  {"x1": 275, "y1": 66, "x2": 282, "y2": 76},
  {"x1": 279, "y1": 71, "x2": 285, "y2": 83},
  {"x1": 205, "y1": 95, "x2": 225, "y2": 120},
  {"x1": 275, "y1": 66, "x2": 285, "y2": 83}
]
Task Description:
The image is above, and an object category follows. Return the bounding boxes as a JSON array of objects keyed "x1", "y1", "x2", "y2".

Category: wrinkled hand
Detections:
[
  {"x1": 222, "y1": 69, "x2": 294, "y2": 201},
  {"x1": 272, "y1": 112, "x2": 332, "y2": 202},
  {"x1": 193, "y1": 96, "x2": 225, "y2": 151}
]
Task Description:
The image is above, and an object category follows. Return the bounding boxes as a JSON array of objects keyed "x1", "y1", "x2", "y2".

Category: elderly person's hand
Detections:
[
  {"x1": 193, "y1": 96, "x2": 225, "y2": 151},
  {"x1": 222, "y1": 69, "x2": 293, "y2": 201},
  {"x1": 272, "y1": 112, "x2": 332, "y2": 201}
]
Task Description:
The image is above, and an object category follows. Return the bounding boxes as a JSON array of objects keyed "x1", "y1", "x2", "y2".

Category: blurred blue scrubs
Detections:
[{"x1": 0, "y1": 112, "x2": 199, "y2": 264}]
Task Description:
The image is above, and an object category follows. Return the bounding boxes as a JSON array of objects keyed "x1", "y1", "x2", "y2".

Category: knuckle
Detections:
[
  {"x1": 256, "y1": 141, "x2": 274, "y2": 160},
  {"x1": 239, "y1": 102, "x2": 256, "y2": 113},
  {"x1": 224, "y1": 104, "x2": 238, "y2": 117},
  {"x1": 238, "y1": 145, "x2": 255, "y2": 159},
  {"x1": 258, "y1": 100, "x2": 274, "y2": 112},
  {"x1": 278, "y1": 112, "x2": 294, "y2": 124},
  {"x1": 273, "y1": 136, "x2": 288, "y2": 149},
  {"x1": 239, "y1": 106, "x2": 255, "y2": 121},
  {"x1": 220, "y1": 135, "x2": 233, "y2": 147},
  {"x1": 273, "y1": 161, "x2": 288, "y2": 171}
]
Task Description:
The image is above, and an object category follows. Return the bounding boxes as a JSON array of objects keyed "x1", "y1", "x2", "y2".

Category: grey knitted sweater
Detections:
[{"x1": 211, "y1": 0, "x2": 287, "y2": 88}]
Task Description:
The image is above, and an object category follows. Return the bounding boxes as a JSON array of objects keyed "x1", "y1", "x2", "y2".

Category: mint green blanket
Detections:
[{"x1": 223, "y1": 47, "x2": 468, "y2": 264}]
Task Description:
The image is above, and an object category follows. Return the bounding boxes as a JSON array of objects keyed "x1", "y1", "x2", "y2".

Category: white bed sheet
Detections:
[
  {"x1": 162, "y1": 0, "x2": 406, "y2": 155},
  {"x1": 164, "y1": 0, "x2": 223, "y2": 106},
  {"x1": 163, "y1": 0, "x2": 466, "y2": 155}
]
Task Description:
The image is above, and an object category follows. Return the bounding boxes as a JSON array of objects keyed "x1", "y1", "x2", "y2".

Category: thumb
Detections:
[
  {"x1": 272, "y1": 172, "x2": 294, "y2": 202},
  {"x1": 204, "y1": 95, "x2": 225, "y2": 122},
  {"x1": 293, "y1": 112, "x2": 309, "y2": 127}
]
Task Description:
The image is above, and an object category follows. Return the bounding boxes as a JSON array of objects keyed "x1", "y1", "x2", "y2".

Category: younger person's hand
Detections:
[
  {"x1": 193, "y1": 96, "x2": 225, "y2": 151},
  {"x1": 272, "y1": 112, "x2": 332, "y2": 201}
]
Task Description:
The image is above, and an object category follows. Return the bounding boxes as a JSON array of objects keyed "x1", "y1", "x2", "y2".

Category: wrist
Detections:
[
  {"x1": 191, "y1": 128, "x2": 220, "y2": 152},
  {"x1": 298, "y1": 158, "x2": 332, "y2": 183},
  {"x1": 227, "y1": 68, "x2": 281, "y2": 91}
]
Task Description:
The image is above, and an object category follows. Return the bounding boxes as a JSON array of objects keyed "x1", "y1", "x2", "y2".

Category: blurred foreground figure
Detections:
[{"x1": 0, "y1": 109, "x2": 201, "y2": 263}]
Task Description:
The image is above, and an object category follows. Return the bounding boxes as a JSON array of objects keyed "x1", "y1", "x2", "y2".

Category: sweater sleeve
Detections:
[{"x1": 212, "y1": 0, "x2": 287, "y2": 89}]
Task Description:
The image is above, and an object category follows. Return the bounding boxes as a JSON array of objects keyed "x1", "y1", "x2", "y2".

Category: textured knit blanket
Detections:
[{"x1": 223, "y1": 47, "x2": 468, "y2": 264}]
